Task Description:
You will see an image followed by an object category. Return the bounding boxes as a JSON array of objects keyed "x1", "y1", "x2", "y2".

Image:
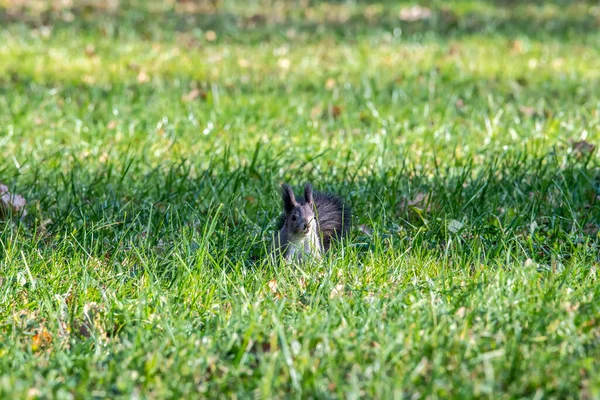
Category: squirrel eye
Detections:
[{"x1": 291, "y1": 215, "x2": 297, "y2": 221}]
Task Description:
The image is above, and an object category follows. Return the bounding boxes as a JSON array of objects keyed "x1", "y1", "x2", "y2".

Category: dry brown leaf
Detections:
[
  {"x1": 310, "y1": 106, "x2": 323, "y2": 120},
  {"x1": 0, "y1": 183, "x2": 27, "y2": 219},
  {"x1": 510, "y1": 40, "x2": 524, "y2": 54},
  {"x1": 137, "y1": 69, "x2": 149, "y2": 83},
  {"x1": 400, "y1": 192, "x2": 430, "y2": 211},
  {"x1": 399, "y1": 6, "x2": 432, "y2": 21},
  {"x1": 584, "y1": 223, "x2": 599, "y2": 236},
  {"x1": 238, "y1": 58, "x2": 250, "y2": 68},
  {"x1": 32, "y1": 327, "x2": 52, "y2": 351},
  {"x1": 330, "y1": 105, "x2": 342, "y2": 119},
  {"x1": 329, "y1": 284, "x2": 344, "y2": 299},
  {"x1": 325, "y1": 78, "x2": 336, "y2": 90},
  {"x1": 205, "y1": 30, "x2": 217, "y2": 42},
  {"x1": 298, "y1": 277, "x2": 307, "y2": 290},
  {"x1": 85, "y1": 44, "x2": 96, "y2": 58},
  {"x1": 572, "y1": 140, "x2": 596, "y2": 157},
  {"x1": 181, "y1": 88, "x2": 202, "y2": 102},
  {"x1": 359, "y1": 224, "x2": 373, "y2": 236},
  {"x1": 447, "y1": 44, "x2": 460, "y2": 56},
  {"x1": 268, "y1": 279, "x2": 278, "y2": 294},
  {"x1": 519, "y1": 106, "x2": 536, "y2": 117}
]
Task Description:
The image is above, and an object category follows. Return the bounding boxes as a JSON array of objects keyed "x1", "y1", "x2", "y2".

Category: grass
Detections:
[{"x1": 1, "y1": 0, "x2": 600, "y2": 398}]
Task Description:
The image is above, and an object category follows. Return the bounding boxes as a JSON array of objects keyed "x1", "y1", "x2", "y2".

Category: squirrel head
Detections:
[{"x1": 281, "y1": 182, "x2": 316, "y2": 238}]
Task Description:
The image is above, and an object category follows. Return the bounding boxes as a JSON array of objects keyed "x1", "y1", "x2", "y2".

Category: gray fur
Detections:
[{"x1": 272, "y1": 182, "x2": 351, "y2": 264}]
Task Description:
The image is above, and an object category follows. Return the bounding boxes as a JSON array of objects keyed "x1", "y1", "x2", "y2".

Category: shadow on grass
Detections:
[{"x1": 3, "y1": 146, "x2": 599, "y2": 275}]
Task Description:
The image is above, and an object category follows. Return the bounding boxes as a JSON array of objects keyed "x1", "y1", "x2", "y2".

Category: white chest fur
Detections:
[{"x1": 285, "y1": 226, "x2": 322, "y2": 263}]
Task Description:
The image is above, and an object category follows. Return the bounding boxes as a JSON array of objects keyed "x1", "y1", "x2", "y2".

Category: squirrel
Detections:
[{"x1": 271, "y1": 182, "x2": 351, "y2": 264}]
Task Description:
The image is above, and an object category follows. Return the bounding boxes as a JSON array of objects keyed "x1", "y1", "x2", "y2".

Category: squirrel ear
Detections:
[
  {"x1": 304, "y1": 182, "x2": 314, "y2": 204},
  {"x1": 281, "y1": 184, "x2": 297, "y2": 214}
]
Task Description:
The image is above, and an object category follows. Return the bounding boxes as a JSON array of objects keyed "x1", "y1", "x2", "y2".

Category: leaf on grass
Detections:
[
  {"x1": 329, "y1": 284, "x2": 344, "y2": 299},
  {"x1": 584, "y1": 223, "x2": 599, "y2": 236},
  {"x1": 448, "y1": 219, "x2": 464, "y2": 234},
  {"x1": 519, "y1": 106, "x2": 536, "y2": 117},
  {"x1": 400, "y1": 192, "x2": 431, "y2": 211},
  {"x1": 359, "y1": 224, "x2": 373, "y2": 236},
  {"x1": 310, "y1": 106, "x2": 323, "y2": 120},
  {"x1": 137, "y1": 69, "x2": 149, "y2": 83},
  {"x1": 510, "y1": 40, "x2": 524, "y2": 54},
  {"x1": 85, "y1": 44, "x2": 96, "y2": 58},
  {"x1": 0, "y1": 183, "x2": 27, "y2": 219},
  {"x1": 268, "y1": 280, "x2": 282, "y2": 299},
  {"x1": 399, "y1": 6, "x2": 432, "y2": 21},
  {"x1": 32, "y1": 327, "x2": 52, "y2": 351},
  {"x1": 524, "y1": 258, "x2": 536, "y2": 268},
  {"x1": 181, "y1": 88, "x2": 202, "y2": 102},
  {"x1": 571, "y1": 140, "x2": 596, "y2": 157},
  {"x1": 268, "y1": 279, "x2": 278, "y2": 294},
  {"x1": 204, "y1": 30, "x2": 217, "y2": 42},
  {"x1": 329, "y1": 105, "x2": 342, "y2": 119},
  {"x1": 107, "y1": 120, "x2": 117, "y2": 130}
]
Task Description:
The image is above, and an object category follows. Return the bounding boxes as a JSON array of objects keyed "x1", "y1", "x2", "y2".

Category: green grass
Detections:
[{"x1": 1, "y1": 0, "x2": 600, "y2": 398}]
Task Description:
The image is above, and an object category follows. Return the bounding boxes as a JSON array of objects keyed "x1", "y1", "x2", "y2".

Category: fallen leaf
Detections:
[
  {"x1": 510, "y1": 40, "x2": 524, "y2": 54},
  {"x1": 238, "y1": 58, "x2": 250, "y2": 68},
  {"x1": 584, "y1": 223, "x2": 599, "y2": 236},
  {"x1": 524, "y1": 258, "x2": 535, "y2": 268},
  {"x1": 32, "y1": 327, "x2": 52, "y2": 351},
  {"x1": 571, "y1": 140, "x2": 596, "y2": 157},
  {"x1": 359, "y1": 224, "x2": 373, "y2": 236},
  {"x1": 399, "y1": 6, "x2": 432, "y2": 21},
  {"x1": 329, "y1": 284, "x2": 344, "y2": 299},
  {"x1": 267, "y1": 280, "x2": 278, "y2": 293},
  {"x1": 519, "y1": 106, "x2": 536, "y2": 117},
  {"x1": 298, "y1": 277, "x2": 307, "y2": 290},
  {"x1": 448, "y1": 219, "x2": 464, "y2": 234},
  {"x1": 325, "y1": 78, "x2": 336, "y2": 90},
  {"x1": 268, "y1": 279, "x2": 278, "y2": 294},
  {"x1": 205, "y1": 30, "x2": 217, "y2": 42},
  {"x1": 82, "y1": 75, "x2": 96, "y2": 84},
  {"x1": 447, "y1": 44, "x2": 460, "y2": 56},
  {"x1": 181, "y1": 88, "x2": 202, "y2": 102},
  {"x1": 400, "y1": 192, "x2": 430, "y2": 211},
  {"x1": 311, "y1": 106, "x2": 323, "y2": 119},
  {"x1": 330, "y1": 105, "x2": 342, "y2": 119},
  {"x1": 107, "y1": 120, "x2": 117, "y2": 130},
  {"x1": 85, "y1": 44, "x2": 96, "y2": 57},
  {"x1": 0, "y1": 183, "x2": 27, "y2": 219},
  {"x1": 137, "y1": 69, "x2": 149, "y2": 83}
]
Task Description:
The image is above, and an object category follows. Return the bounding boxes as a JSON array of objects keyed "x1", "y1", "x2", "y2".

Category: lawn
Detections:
[{"x1": 1, "y1": 0, "x2": 600, "y2": 398}]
